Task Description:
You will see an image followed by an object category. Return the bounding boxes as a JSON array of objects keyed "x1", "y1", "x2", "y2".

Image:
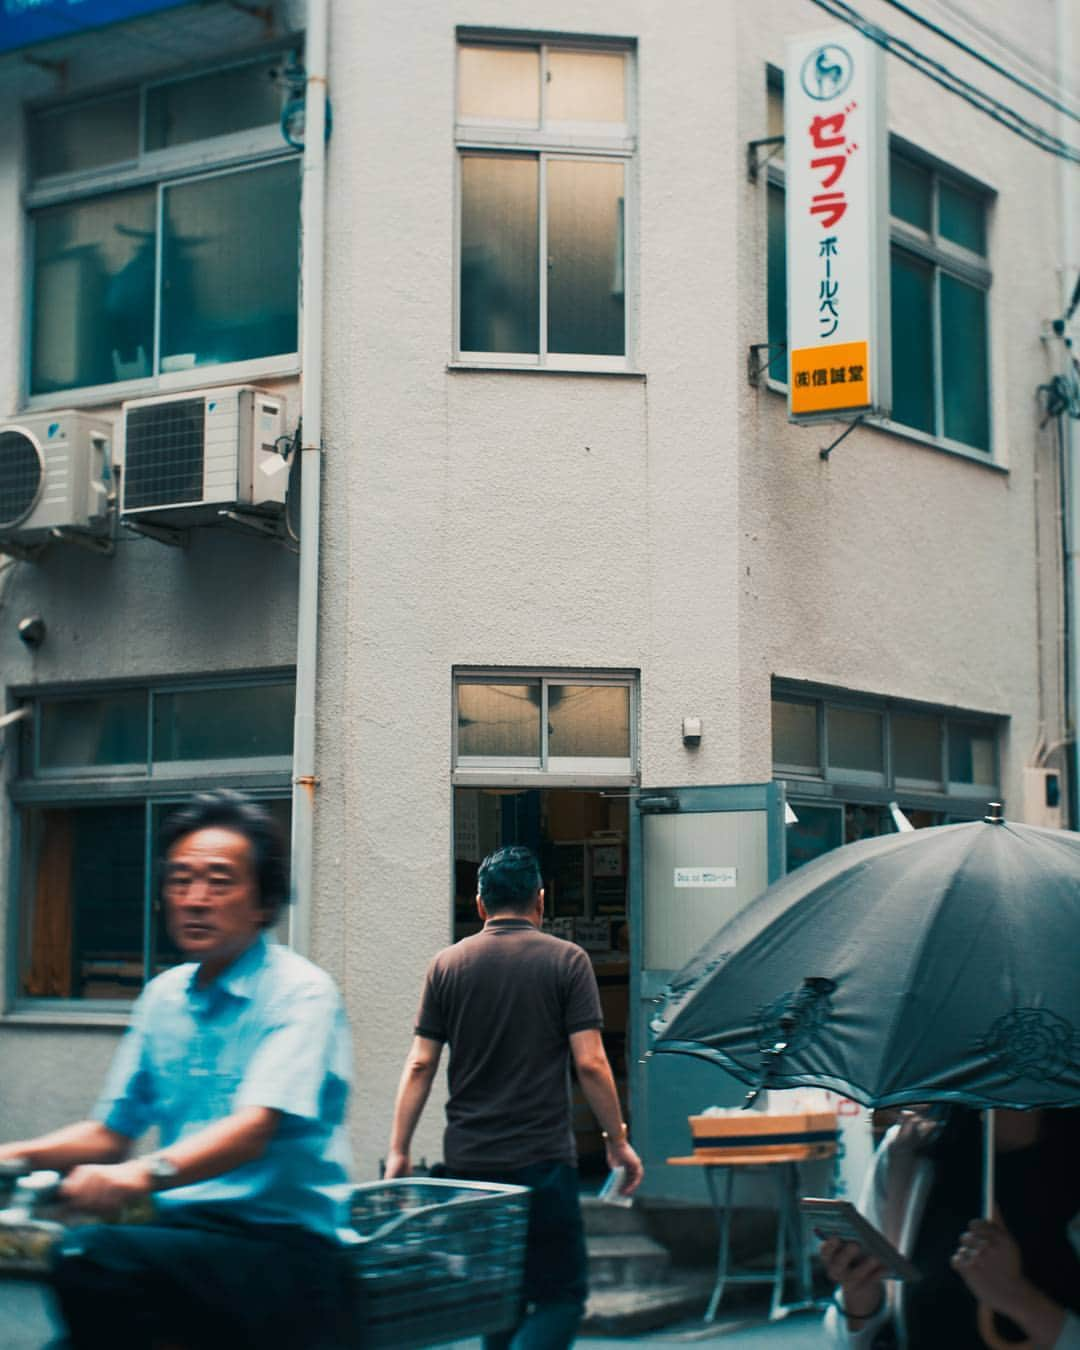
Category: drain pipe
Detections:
[
  {"x1": 1057, "y1": 0, "x2": 1080, "y2": 828},
  {"x1": 290, "y1": 0, "x2": 329, "y2": 955}
]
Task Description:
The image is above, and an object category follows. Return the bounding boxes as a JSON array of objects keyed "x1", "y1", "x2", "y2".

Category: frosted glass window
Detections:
[
  {"x1": 546, "y1": 50, "x2": 625, "y2": 125},
  {"x1": 460, "y1": 156, "x2": 539, "y2": 354},
  {"x1": 941, "y1": 274, "x2": 989, "y2": 451},
  {"x1": 893, "y1": 713, "x2": 942, "y2": 783},
  {"x1": 160, "y1": 160, "x2": 299, "y2": 371},
  {"x1": 891, "y1": 155, "x2": 931, "y2": 231},
  {"x1": 827, "y1": 707, "x2": 884, "y2": 774},
  {"x1": 458, "y1": 46, "x2": 539, "y2": 124},
  {"x1": 458, "y1": 683, "x2": 541, "y2": 758},
  {"x1": 145, "y1": 57, "x2": 284, "y2": 150},
  {"x1": 890, "y1": 249, "x2": 935, "y2": 435},
  {"x1": 30, "y1": 93, "x2": 139, "y2": 180},
  {"x1": 547, "y1": 160, "x2": 625, "y2": 356},
  {"x1": 152, "y1": 684, "x2": 294, "y2": 761},
  {"x1": 40, "y1": 694, "x2": 148, "y2": 770},
  {"x1": 772, "y1": 700, "x2": 819, "y2": 771},
  {"x1": 31, "y1": 189, "x2": 156, "y2": 394},
  {"x1": 548, "y1": 685, "x2": 630, "y2": 758},
  {"x1": 948, "y1": 722, "x2": 996, "y2": 785},
  {"x1": 940, "y1": 181, "x2": 985, "y2": 254}
]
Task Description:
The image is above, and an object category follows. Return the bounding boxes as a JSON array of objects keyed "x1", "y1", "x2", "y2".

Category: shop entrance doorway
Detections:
[{"x1": 453, "y1": 786, "x2": 630, "y2": 1174}]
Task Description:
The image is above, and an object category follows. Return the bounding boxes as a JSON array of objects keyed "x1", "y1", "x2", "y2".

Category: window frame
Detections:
[
  {"x1": 22, "y1": 48, "x2": 302, "y2": 410},
  {"x1": 453, "y1": 33, "x2": 637, "y2": 373},
  {"x1": 762, "y1": 76, "x2": 996, "y2": 462},
  {"x1": 452, "y1": 669, "x2": 639, "y2": 786},
  {"x1": 771, "y1": 683, "x2": 1003, "y2": 814},
  {"x1": 6, "y1": 672, "x2": 295, "y2": 1016}
]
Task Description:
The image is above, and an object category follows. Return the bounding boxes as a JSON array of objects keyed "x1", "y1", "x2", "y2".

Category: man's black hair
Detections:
[
  {"x1": 160, "y1": 790, "x2": 289, "y2": 924},
  {"x1": 477, "y1": 844, "x2": 542, "y2": 915}
]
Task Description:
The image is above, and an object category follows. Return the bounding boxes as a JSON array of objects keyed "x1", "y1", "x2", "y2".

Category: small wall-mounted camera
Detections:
[{"x1": 17, "y1": 615, "x2": 45, "y2": 649}]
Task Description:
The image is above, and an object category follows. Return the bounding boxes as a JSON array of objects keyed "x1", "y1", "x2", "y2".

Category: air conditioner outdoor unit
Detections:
[
  {"x1": 119, "y1": 387, "x2": 288, "y2": 526},
  {"x1": 1022, "y1": 766, "x2": 1065, "y2": 830},
  {"x1": 0, "y1": 411, "x2": 114, "y2": 547}
]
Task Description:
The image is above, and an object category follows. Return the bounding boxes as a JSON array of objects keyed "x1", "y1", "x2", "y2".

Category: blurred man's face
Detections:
[{"x1": 163, "y1": 827, "x2": 265, "y2": 982}]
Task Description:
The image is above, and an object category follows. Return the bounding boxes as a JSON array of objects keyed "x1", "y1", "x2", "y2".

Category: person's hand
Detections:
[
  {"x1": 383, "y1": 1148, "x2": 412, "y2": 1180},
  {"x1": 818, "y1": 1235, "x2": 886, "y2": 1321},
  {"x1": 605, "y1": 1138, "x2": 644, "y2": 1196},
  {"x1": 951, "y1": 1217, "x2": 1025, "y2": 1310},
  {"x1": 59, "y1": 1160, "x2": 152, "y2": 1215}
]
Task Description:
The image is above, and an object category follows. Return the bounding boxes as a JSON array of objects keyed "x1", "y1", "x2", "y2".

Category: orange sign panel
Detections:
[{"x1": 790, "y1": 341, "x2": 870, "y2": 415}]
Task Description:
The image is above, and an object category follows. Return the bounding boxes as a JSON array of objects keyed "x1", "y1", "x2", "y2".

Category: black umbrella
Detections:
[{"x1": 650, "y1": 807, "x2": 1080, "y2": 1212}]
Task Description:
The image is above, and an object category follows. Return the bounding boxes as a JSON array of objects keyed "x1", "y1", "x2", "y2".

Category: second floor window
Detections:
[
  {"x1": 27, "y1": 53, "x2": 300, "y2": 399},
  {"x1": 455, "y1": 38, "x2": 634, "y2": 369}
]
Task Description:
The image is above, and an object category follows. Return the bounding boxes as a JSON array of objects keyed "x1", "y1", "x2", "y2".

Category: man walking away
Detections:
[{"x1": 386, "y1": 843, "x2": 643, "y2": 1349}]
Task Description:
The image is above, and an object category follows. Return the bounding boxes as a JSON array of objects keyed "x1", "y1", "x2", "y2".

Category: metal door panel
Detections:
[{"x1": 629, "y1": 782, "x2": 784, "y2": 1201}]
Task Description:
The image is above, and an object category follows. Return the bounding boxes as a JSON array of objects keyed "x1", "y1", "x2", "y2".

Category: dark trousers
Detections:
[
  {"x1": 450, "y1": 1160, "x2": 587, "y2": 1350},
  {"x1": 47, "y1": 1212, "x2": 354, "y2": 1350}
]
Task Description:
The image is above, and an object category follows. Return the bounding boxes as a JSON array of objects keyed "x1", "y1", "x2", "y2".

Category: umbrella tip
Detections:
[{"x1": 984, "y1": 802, "x2": 1005, "y2": 824}]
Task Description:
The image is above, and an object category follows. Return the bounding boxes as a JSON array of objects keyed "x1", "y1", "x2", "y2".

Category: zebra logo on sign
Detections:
[{"x1": 800, "y1": 44, "x2": 853, "y2": 101}]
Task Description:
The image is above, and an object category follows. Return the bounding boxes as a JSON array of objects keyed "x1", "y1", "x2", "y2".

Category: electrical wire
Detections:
[
  {"x1": 935, "y1": 0, "x2": 1077, "y2": 106},
  {"x1": 879, "y1": 0, "x2": 1080, "y2": 125},
  {"x1": 806, "y1": 0, "x2": 1080, "y2": 165}
]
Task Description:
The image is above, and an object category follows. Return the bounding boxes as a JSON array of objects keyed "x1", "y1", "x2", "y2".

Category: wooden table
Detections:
[{"x1": 667, "y1": 1115, "x2": 838, "y2": 1323}]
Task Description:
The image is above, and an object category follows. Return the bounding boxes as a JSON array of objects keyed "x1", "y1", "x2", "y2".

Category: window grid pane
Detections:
[
  {"x1": 161, "y1": 161, "x2": 300, "y2": 373},
  {"x1": 546, "y1": 159, "x2": 625, "y2": 357},
  {"x1": 145, "y1": 57, "x2": 284, "y2": 151},
  {"x1": 890, "y1": 248, "x2": 936, "y2": 435},
  {"x1": 939, "y1": 181, "x2": 986, "y2": 255},
  {"x1": 767, "y1": 183, "x2": 787, "y2": 360},
  {"x1": 40, "y1": 693, "x2": 149, "y2": 770},
  {"x1": 460, "y1": 156, "x2": 539, "y2": 353},
  {"x1": 772, "y1": 700, "x2": 819, "y2": 770},
  {"x1": 547, "y1": 685, "x2": 630, "y2": 758},
  {"x1": 890, "y1": 155, "x2": 932, "y2": 232},
  {"x1": 940, "y1": 273, "x2": 990, "y2": 450},
  {"x1": 30, "y1": 93, "x2": 140, "y2": 180},
  {"x1": 152, "y1": 684, "x2": 294, "y2": 762},
  {"x1": 892, "y1": 712, "x2": 943, "y2": 783},
  {"x1": 827, "y1": 707, "x2": 884, "y2": 774},
  {"x1": 32, "y1": 189, "x2": 157, "y2": 394},
  {"x1": 545, "y1": 50, "x2": 625, "y2": 125},
  {"x1": 458, "y1": 45, "x2": 539, "y2": 124},
  {"x1": 457, "y1": 682, "x2": 541, "y2": 758}
]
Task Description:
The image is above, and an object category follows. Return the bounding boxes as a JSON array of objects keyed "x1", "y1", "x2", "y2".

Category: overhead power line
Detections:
[
  {"x1": 879, "y1": 0, "x2": 1080, "y2": 125},
  {"x1": 807, "y1": 0, "x2": 1080, "y2": 166}
]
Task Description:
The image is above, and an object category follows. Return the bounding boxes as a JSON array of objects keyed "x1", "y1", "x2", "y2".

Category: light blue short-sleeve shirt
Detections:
[{"x1": 93, "y1": 935, "x2": 352, "y2": 1240}]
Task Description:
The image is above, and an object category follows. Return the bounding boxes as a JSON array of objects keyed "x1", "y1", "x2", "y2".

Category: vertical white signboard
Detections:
[{"x1": 785, "y1": 30, "x2": 890, "y2": 421}]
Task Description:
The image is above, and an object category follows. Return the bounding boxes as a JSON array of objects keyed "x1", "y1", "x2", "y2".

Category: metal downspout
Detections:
[
  {"x1": 290, "y1": 0, "x2": 329, "y2": 954},
  {"x1": 1058, "y1": 0, "x2": 1080, "y2": 828}
]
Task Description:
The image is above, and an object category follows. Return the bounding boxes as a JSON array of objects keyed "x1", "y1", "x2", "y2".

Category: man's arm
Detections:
[
  {"x1": 60, "y1": 1106, "x2": 279, "y2": 1214},
  {"x1": 385, "y1": 1036, "x2": 443, "y2": 1179},
  {"x1": 0, "y1": 1121, "x2": 131, "y2": 1172},
  {"x1": 569, "y1": 1028, "x2": 644, "y2": 1195}
]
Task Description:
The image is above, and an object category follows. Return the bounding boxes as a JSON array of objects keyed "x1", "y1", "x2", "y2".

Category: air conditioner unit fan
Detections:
[
  {"x1": 120, "y1": 386, "x2": 288, "y2": 527},
  {"x1": 0, "y1": 411, "x2": 114, "y2": 547}
]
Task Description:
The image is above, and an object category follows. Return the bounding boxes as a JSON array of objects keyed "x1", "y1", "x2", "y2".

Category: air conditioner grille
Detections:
[
  {"x1": 0, "y1": 430, "x2": 44, "y2": 529},
  {"x1": 124, "y1": 398, "x2": 205, "y2": 510}
]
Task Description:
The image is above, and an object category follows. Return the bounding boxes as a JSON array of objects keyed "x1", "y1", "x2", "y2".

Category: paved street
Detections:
[{"x1": 5, "y1": 1277, "x2": 827, "y2": 1349}]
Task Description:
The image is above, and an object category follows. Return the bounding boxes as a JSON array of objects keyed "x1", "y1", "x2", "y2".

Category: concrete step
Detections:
[
  {"x1": 587, "y1": 1233, "x2": 672, "y2": 1289},
  {"x1": 583, "y1": 1269, "x2": 719, "y2": 1336},
  {"x1": 580, "y1": 1194, "x2": 650, "y2": 1237}
]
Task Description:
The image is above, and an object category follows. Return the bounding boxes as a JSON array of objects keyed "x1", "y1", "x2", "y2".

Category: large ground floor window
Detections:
[
  {"x1": 10, "y1": 675, "x2": 293, "y2": 1007},
  {"x1": 772, "y1": 683, "x2": 1002, "y2": 871}
]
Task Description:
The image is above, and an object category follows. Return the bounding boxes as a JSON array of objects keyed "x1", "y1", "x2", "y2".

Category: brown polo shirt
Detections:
[{"x1": 415, "y1": 918, "x2": 603, "y2": 1170}]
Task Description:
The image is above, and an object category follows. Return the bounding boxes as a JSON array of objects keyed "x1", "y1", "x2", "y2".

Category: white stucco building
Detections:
[{"x1": 0, "y1": 0, "x2": 1077, "y2": 1202}]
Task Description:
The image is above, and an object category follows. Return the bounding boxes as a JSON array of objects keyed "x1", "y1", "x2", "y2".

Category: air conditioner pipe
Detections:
[{"x1": 289, "y1": 0, "x2": 329, "y2": 955}]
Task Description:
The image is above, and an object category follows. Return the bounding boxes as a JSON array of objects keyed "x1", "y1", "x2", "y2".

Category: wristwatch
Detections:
[
  {"x1": 143, "y1": 1154, "x2": 180, "y2": 1190},
  {"x1": 601, "y1": 1122, "x2": 629, "y2": 1144}
]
